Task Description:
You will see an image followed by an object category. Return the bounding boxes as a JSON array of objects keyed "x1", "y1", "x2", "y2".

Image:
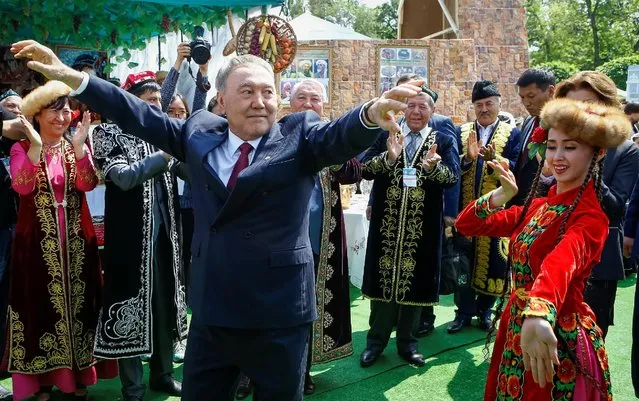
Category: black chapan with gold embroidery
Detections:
[
  {"x1": 459, "y1": 121, "x2": 519, "y2": 296},
  {"x1": 8, "y1": 141, "x2": 102, "y2": 373},
  {"x1": 310, "y1": 167, "x2": 355, "y2": 364},
  {"x1": 361, "y1": 130, "x2": 459, "y2": 305}
]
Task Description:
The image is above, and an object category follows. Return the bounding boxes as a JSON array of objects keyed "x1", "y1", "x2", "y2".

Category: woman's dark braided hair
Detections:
[{"x1": 483, "y1": 150, "x2": 602, "y2": 361}]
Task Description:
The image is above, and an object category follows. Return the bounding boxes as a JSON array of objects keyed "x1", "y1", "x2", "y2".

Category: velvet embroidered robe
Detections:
[
  {"x1": 7, "y1": 140, "x2": 102, "y2": 374},
  {"x1": 458, "y1": 121, "x2": 521, "y2": 296},
  {"x1": 361, "y1": 130, "x2": 460, "y2": 305},
  {"x1": 91, "y1": 123, "x2": 187, "y2": 357},
  {"x1": 310, "y1": 160, "x2": 360, "y2": 364},
  {"x1": 456, "y1": 182, "x2": 612, "y2": 401}
]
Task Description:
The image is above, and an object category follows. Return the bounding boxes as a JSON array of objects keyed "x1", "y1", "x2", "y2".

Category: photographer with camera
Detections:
[{"x1": 159, "y1": 42, "x2": 210, "y2": 113}]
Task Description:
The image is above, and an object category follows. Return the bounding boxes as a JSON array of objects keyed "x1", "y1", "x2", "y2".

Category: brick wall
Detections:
[
  {"x1": 457, "y1": 0, "x2": 529, "y2": 116},
  {"x1": 279, "y1": 39, "x2": 480, "y2": 122},
  {"x1": 280, "y1": 1, "x2": 530, "y2": 123}
]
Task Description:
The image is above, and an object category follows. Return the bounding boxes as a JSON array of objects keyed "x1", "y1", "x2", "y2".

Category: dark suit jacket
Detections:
[
  {"x1": 77, "y1": 77, "x2": 382, "y2": 329},
  {"x1": 592, "y1": 140, "x2": 639, "y2": 280},
  {"x1": 512, "y1": 116, "x2": 541, "y2": 206},
  {"x1": 624, "y1": 175, "x2": 639, "y2": 258}
]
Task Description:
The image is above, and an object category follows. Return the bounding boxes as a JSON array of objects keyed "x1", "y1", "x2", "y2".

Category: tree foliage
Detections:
[
  {"x1": 596, "y1": 55, "x2": 639, "y2": 90},
  {"x1": 526, "y1": 0, "x2": 639, "y2": 69},
  {"x1": 534, "y1": 61, "x2": 579, "y2": 82},
  {"x1": 297, "y1": 0, "x2": 398, "y2": 39}
]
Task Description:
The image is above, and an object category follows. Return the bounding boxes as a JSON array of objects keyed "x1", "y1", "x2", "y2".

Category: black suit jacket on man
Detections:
[
  {"x1": 591, "y1": 139, "x2": 639, "y2": 280},
  {"x1": 76, "y1": 77, "x2": 382, "y2": 329}
]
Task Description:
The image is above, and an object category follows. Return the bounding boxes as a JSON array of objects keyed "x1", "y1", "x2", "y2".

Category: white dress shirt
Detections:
[
  {"x1": 477, "y1": 119, "x2": 499, "y2": 146},
  {"x1": 212, "y1": 130, "x2": 263, "y2": 186},
  {"x1": 401, "y1": 123, "x2": 432, "y2": 151}
]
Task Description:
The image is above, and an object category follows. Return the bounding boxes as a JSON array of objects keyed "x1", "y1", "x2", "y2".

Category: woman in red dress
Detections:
[
  {"x1": 8, "y1": 80, "x2": 116, "y2": 401},
  {"x1": 455, "y1": 98, "x2": 629, "y2": 400}
]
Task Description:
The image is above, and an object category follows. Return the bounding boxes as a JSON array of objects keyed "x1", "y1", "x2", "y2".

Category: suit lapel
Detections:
[
  {"x1": 518, "y1": 116, "x2": 536, "y2": 168},
  {"x1": 213, "y1": 124, "x2": 285, "y2": 226},
  {"x1": 191, "y1": 130, "x2": 229, "y2": 201}
]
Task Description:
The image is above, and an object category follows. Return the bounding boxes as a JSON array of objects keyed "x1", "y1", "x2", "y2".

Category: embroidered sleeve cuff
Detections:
[
  {"x1": 425, "y1": 163, "x2": 457, "y2": 184},
  {"x1": 363, "y1": 152, "x2": 392, "y2": 174},
  {"x1": 474, "y1": 191, "x2": 503, "y2": 219},
  {"x1": 359, "y1": 100, "x2": 379, "y2": 129},
  {"x1": 522, "y1": 297, "x2": 557, "y2": 328},
  {"x1": 69, "y1": 72, "x2": 90, "y2": 96}
]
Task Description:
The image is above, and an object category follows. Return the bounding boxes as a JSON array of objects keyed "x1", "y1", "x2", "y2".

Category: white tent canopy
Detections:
[{"x1": 288, "y1": 12, "x2": 372, "y2": 41}]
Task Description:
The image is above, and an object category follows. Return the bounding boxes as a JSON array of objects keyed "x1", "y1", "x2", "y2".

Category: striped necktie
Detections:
[{"x1": 405, "y1": 132, "x2": 421, "y2": 163}]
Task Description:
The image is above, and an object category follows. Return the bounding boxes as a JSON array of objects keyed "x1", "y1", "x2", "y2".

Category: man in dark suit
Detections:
[
  {"x1": 587, "y1": 138, "x2": 639, "y2": 337},
  {"x1": 11, "y1": 40, "x2": 424, "y2": 401},
  {"x1": 511, "y1": 69, "x2": 556, "y2": 206}
]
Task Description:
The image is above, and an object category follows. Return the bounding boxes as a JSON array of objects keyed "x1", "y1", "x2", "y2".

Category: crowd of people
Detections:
[{"x1": 0, "y1": 37, "x2": 637, "y2": 401}]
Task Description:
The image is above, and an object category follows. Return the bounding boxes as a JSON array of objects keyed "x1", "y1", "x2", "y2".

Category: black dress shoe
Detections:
[
  {"x1": 447, "y1": 316, "x2": 471, "y2": 334},
  {"x1": 0, "y1": 384, "x2": 12, "y2": 401},
  {"x1": 235, "y1": 374, "x2": 253, "y2": 400},
  {"x1": 360, "y1": 348, "x2": 382, "y2": 367},
  {"x1": 398, "y1": 351, "x2": 425, "y2": 367},
  {"x1": 416, "y1": 321, "x2": 435, "y2": 337},
  {"x1": 149, "y1": 376, "x2": 182, "y2": 396},
  {"x1": 478, "y1": 315, "x2": 493, "y2": 331},
  {"x1": 303, "y1": 373, "x2": 316, "y2": 395}
]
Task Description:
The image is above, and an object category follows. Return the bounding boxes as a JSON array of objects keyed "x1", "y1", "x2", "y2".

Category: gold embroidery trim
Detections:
[
  {"x1": 9, "y1": 142, "x2": 93, "y2": 373},
  {"x1": 362, "y1": 132, "x2": 441, "y2": 306},
  {"x1": 461, "y1": 122, "x2": 513, "y2": 296}
]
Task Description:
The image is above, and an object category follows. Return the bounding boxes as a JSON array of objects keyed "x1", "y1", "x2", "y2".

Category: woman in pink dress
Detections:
[{"x1": 7, "y1": 80, "x2": 116, "y2": 401}]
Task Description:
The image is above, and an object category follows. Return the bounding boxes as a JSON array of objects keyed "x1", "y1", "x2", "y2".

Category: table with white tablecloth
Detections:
[{"x1": 343, "y1": 194, "x2": 370, "y2": 289}]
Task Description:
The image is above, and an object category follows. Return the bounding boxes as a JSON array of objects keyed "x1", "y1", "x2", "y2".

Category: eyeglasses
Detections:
[{"x1": 168, "y1": 110, "x2": 188, "y2": 118}]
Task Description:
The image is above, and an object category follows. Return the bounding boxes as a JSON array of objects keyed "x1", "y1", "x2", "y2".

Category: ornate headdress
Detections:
[
  {"x1": 528, "y1": 99, "x2": 631, "y2": 159},
  {"x1": 20, "y1": 80, "x2": 71, "y2": 117}
]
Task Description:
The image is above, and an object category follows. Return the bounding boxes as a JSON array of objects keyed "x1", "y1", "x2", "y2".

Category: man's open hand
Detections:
[
  {"x1": 11, "y1": 40, "x2": 84, "y2": 89},
  {"x1": 367, "y1": 80, "x2": 424, "y2": 133}
]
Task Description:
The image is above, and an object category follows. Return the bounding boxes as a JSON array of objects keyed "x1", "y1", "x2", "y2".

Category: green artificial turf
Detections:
[{"x1": 5, "y1": 276, "x2": 637, "y2": 400}]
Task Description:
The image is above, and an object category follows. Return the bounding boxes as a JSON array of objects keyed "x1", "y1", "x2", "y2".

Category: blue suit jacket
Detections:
[{"x1": 77, "y1": 77, "x2": 382, "y2": 329}]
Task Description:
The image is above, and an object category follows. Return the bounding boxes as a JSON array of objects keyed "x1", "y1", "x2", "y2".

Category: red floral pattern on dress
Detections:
[
  {"x1": 557, "y1": 358, "x2": 576, "y2": 384},
  {"x1": 507, "y1": 375, "x2": 522, "y2": 398}
]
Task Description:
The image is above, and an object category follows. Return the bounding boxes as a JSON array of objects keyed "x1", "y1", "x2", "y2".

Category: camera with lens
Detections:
[{"x1": 189, "y1": 26, "x2": 211, "y2": 65}]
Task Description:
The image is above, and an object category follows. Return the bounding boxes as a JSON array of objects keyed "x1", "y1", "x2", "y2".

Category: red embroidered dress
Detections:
[{"x1": 456, "y1": 181, "x2": 612, "y2": 401}]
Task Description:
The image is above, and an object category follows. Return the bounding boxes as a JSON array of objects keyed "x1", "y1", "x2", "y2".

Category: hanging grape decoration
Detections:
[{"x1": 236, "y1": 15, "x2": 297, "y2": 74}]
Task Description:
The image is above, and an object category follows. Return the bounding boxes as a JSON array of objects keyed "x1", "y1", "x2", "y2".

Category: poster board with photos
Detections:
[
  {"x1": 376, "y1": 45, "x2": 430, "y2": 95},
  {"x1": 279, "y1": 47, "x2": 332, "y2": 106}
]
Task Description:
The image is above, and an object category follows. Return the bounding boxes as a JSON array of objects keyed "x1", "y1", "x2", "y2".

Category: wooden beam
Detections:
[
  {"x1": 437, "y1": 0, "x2": 459, "y2": 36},
  {"x1": 421, "y1": 27, "x2": 454, "y2": 40}
]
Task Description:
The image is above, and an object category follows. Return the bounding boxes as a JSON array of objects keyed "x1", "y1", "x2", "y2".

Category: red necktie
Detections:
[{"x1": 227, "y1": 142, "x2": 253, "y2": 190}]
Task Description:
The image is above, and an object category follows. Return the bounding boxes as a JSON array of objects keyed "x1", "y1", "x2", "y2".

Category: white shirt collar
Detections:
[
  {"x1": 477, "y1": 119, "x2": 499, "y2": 131},
  {"x1": 401, "y1": 123, "x2": 432, "y2": 139},
  {"x1": 227, "y1": 129, "x2": 262, "y2": 155}
]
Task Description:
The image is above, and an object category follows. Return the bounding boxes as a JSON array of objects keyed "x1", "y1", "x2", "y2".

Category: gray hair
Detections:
[
  {"x1": 215, "y1": 54, "x2": 274, "y2": 93},
  {"x1": 290, "y1": 79, "x2": 327, "y2": 102}
]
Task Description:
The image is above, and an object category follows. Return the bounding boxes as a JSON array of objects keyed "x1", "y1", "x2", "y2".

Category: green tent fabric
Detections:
[
  {"x1": 0, "y1": 0, "x2": 282, "y2": 52},
  {"x1": 129, "y1": 0, "x2": 282, "y2": 6}
]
